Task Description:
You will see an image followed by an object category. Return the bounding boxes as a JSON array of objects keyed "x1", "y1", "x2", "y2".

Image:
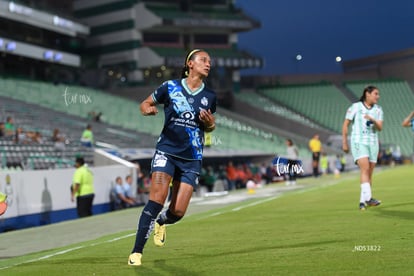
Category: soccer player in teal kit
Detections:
[{"x1": 342, "y1": 85, "x2": 383, "y2": 211}]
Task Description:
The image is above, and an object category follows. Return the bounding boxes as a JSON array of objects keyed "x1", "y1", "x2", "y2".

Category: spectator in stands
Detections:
[
  {"x1": 0, "y1": 122, "x2": 5, "y2": 137},
  {"x1": 32, "y1": 131, "x2": 44, "y2": 144},
  {"x1": 136, "y1": 164, "x2": 149, "y2": 205},
  {"x1": 52, "y1": 128, "x2": 66, "y2": 150},
  {"x1": 226, "y1": 161, "x2": 238, "y2": 190},
  {"x1": 250, "y1": 163, "x2": 262, "y2": 184},
  {"x1": 217, "y1": 164, "x2": 229, "y2": 190},
  {"x1": 259, "y1": 163, "x2": 268, "y2": 184},
  {"x1": 342, "y1": 85, "x2": 383, "y2": 211},
  {"x1": 124, "y1": 174, "x2": 139, "y2": 205},
  {"x1": 129, "y1": 49, "x2": 216, "y2": 266},
  {"x1": 80, "y1": 124, "x2": 94, "y2": 147},
  {"x1": 266, "y1": 164, "x2": 275, "y2": 184},
  {"x1": 402, "y1": 110, "x2": 414, "y2": 129},
  {"x1": 88, "y1": 111, "x2": 102, "y2": 122},
  {"x1": 243, "y1": 163, "x2": 253, "y2": 182},
  {"x1": 201, "y1": 166, "x2": 215, "y2": 192},
  {"x1": 14, "y1": 127, "x2": 28, "y2": 144},
  {"x1": 137, "y1": 172, "x2": 151, "y2": 205},
  {"x1": 309, "y1": 134, "x2": 322, "y2": 177},
  {"x1": 236, "y1": 164, "x2": 247, "y2": 189},
  {"x1": 71, "y1": 156, "x2": 95, "y2": 217},
  {"x1": 112, "y1": 176, "x2": 136, "y2": 210},
  {"x1": 5, "y1": 116, "x2": 15, "y2": 137}
]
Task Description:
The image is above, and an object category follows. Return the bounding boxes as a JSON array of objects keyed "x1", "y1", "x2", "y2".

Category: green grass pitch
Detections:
[{"x1": 1, "y1": 165, "x2": 413, "y2": 275}]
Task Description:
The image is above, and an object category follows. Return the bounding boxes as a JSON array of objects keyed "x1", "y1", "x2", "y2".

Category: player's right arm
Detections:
[
  {"x1": 342, "y1": 104, "x2": 357, "y2": 153},
  {"x1": 342, "y1": 119, "x2": 351, "y2": 153},
  {"x1": 140, "y1": 95, "x2": 158, "y2": 116}
]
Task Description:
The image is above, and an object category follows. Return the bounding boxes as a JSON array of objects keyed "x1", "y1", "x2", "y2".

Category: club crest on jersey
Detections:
[
  {"x1": 188, "y1": 98, "x2": 194, "y2": 104},
  {"x1": 201, "y1": 97, "x2": 208, "y2": 106}
]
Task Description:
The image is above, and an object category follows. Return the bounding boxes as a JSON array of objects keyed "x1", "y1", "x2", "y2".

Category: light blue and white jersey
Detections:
[{"x1": 345, "y1": 101, "x2": 383, "y2": 145}]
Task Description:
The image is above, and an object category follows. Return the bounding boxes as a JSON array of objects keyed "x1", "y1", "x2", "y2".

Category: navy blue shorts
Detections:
[{"x1": 151, "y1": 150, "x2": 201, "y2": 188}]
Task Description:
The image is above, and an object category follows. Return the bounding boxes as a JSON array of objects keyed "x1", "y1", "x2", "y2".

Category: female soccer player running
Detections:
[
  {"x1": 342, "y1": 85, "x2": 383, "y2": 211},
  {"x1": 128, "y1": 49, "x2": 216, "y2": 266}
]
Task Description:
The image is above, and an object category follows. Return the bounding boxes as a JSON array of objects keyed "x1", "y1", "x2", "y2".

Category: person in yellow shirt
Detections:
[
  {"x1": 71, "y1": 157, "x2": 95, "y2": 217},
  {"x1": 309, "y1": 134, "x2": 322, "y2": 177}
]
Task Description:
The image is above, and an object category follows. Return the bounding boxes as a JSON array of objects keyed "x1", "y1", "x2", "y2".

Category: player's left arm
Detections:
[
  {"x1": 373, "y1": 119, "x2": 383, "y2": 131},
  {"x1": 199, "y1": 109, "x2": 215, "y2": 132},
  {"x1": 364, "y1": 114, "x2": 383, "y2": 131},
  {"x1": 199, "y1": 94, "x2": 216, "y2": 132}
]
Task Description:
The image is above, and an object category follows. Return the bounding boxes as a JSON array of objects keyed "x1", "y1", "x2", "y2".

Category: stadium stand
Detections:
[
  {"x1": 345, "y1": 79, "x2": 414, "y2": 156},
  {"x1": 0, "y1": 78, "x2": 306, "y2": 167},
  {"x1": 259, "y1": 83, "x2": 351, "y2": 133},
  {"x1": 0, "y1": 93, "x2": 159, "y2": 170},
  {"x1": 236, "y1": 91, "x2": 325, "y2": 129}
]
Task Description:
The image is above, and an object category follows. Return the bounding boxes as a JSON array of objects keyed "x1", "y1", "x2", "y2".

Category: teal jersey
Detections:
[{"x1": 345, "y1": 102, "x2": 383, "y2": 145}]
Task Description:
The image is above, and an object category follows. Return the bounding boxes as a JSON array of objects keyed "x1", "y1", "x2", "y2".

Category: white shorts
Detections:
[{"x1": 351, "y1": 142, "x2": 379, "y2": 163}]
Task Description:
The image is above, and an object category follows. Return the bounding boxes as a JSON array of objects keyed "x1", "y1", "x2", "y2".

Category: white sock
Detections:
[
  {"x1": 361, "y1": 182, "x2": 371, "y2": 202},
  {"x1": 360, "y1": 189, "x2": 365, "y2": 203}
]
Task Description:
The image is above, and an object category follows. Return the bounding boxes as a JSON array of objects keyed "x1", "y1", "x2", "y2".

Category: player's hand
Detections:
[
  {"x1": 199, "y1": 109, "x2": 214, "y2": 127},
  {"x1": 364, "y1": 114, "x2": 374, "y2": 121},
  {"x1": 143, "y1": 106, "x2": 158, "y2": 116},
  {"x1": 342, "y1": 143, "x2": 349, "y2": 153}
]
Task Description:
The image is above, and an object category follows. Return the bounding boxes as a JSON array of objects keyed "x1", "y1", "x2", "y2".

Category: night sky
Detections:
[{"x1": 236, "y1": 0, "x2": 414, "y2": 75}]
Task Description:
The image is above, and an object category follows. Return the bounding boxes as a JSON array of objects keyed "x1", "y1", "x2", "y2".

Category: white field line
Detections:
[
  {"x1": 0, "y1": 233, "x2": 135, "y2": 270},
  {"x1": 0, "y1": 173, "x2": 361, "y2": 270}
]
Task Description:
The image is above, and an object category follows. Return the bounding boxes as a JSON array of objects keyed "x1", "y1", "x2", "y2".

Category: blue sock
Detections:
[
  {"x1": 131, "y1": 200, "x2": 163, "y2": 254},
  {"x1": 156, "y1": 209, "x2": 183, "y2": 226}
]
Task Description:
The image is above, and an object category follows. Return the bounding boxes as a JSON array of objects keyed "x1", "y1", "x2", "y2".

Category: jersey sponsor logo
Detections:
[
  {"x1": 180, "y1": 111, "x2": 195, "y2": 120},
  {"x1": 172, "y1": 117, "x2": 197, "y2": 128}
]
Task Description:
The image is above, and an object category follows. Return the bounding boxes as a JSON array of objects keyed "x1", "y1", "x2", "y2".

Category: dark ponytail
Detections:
[
  {"x1": 360, "y1": 85, "x2": 378, "y2": 102},
  {"x1": 181, "y1": 49, "x2": 202, "y2": 78}
]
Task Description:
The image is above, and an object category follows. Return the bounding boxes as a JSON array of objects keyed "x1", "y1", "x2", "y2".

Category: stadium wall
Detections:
[{"x1": 0, "y1": 165, "x2": 135, "y2": 232}]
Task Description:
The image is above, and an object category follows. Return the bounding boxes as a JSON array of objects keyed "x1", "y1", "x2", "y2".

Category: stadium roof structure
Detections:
[
  {"x1": 0, "y1": 1, "x2": 89, "y2": 37},
  {"x1": 146, "y1": 4, "x2": 260, "y2": 31},
  {"x1": 150, "y1": 46, "x2": 262, "y2": 69}
]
